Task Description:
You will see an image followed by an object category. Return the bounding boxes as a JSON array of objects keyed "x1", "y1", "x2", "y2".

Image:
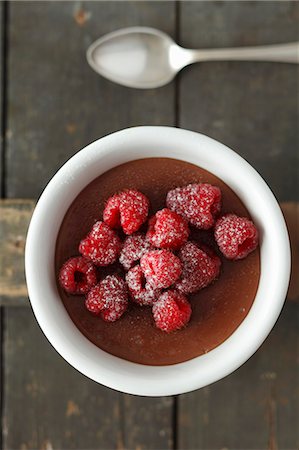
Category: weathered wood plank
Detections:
[
  {"x1": 3, "y1": 307, "x2": 122, "y2": 450},
  {"x1": 3, "y1": 307, "x2": 175, "y2": 450},
  {"x1": 0, "y1": 2, "x2": 3, "y2": 196},
  {"x1": 281, "y1": 202, "x2": 299, "y2": 302},
  {"x1": 179, "y1": 1, "x2": 299, "y2": 201},
  {"x1": 6, "y1": 1, "x2": 176, "y2": 199},
  {"x1": 122, "y1": 395, "x2": 174, "y2": 449},
  {"x1": 178, "y1": 302, "x2": 299, "y2": 450},
  {"x1": 0, "y1": 199, "x2": 35, "y2": 305},
  {"x1": 2, "y1": 199, "x2": 297, "y2": 306}
]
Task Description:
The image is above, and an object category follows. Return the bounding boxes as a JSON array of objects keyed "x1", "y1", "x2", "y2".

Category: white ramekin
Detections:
[{"x1": 25, "y1": 126, "x2": 290, "y2": 396}]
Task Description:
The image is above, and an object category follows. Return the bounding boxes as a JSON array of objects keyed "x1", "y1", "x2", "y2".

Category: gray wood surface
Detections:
[
  {"x1": 0, "y1": 2, "x2": 3, "y2": 196},
  {"x1": 4, "y1": 308, "x2": 175, "y2": 450},
  {"x1": 179, "y1": 1, "x2": 299, "y2": 201},
  {"x1": 178, "y1": 303, "x2": 299, "y2": 450},
  {"x1": 4, "y1": 307, "x2": 121, "y2": 450},
  {"x1": 282, "y1": 202, "x2": 299, "y2": 301},
  {"x1": 0, "y1": 199, "x2": 35, "y2": 306},
  {"x1": 3, "y1": 2, "x2": 175, "y2": 449},
  {"x1": 6, "y1": 1, "x2": 176, "y2": 198},
  {"x1": 177, "y1": 2, "x2": 299, "y2": 449},
  {"x1": 120, "y1": 395, "x2": 174, "y2": 449}
]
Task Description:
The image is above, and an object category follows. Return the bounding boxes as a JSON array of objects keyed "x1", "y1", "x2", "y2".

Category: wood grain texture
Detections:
[
  {"x1": 177, "y1": 302, "x2": 299, "y2": 450},
  {"x1": 121, "y1": 395, "x2": 174, "y2": 449},
  {"x1": 0, "y1": 199, "x2": 35, "y2": 305},
  {"x1": 0, "y1": 2, "x2": 4, "y2": 194},
  {"x1": 3, "y1": 307, "x2": 174, "y2": 450},
  {"x1": 281, "y1": 202, "x2": 299, "y2": 301},
  {"x1": 6, "y1": 1, "x2": 176, "y2": 199},
  {"x1": 3, "y1": 307, "x2": 121, "y2": 450},
  {"x1": 178, "y1": 1, "x2": 299, "y2": 201}
]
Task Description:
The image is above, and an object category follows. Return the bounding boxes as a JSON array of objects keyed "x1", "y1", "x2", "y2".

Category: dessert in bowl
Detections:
[
  {"x1": 56, "y1": 158, "x2": 259, "y2": 365},
  {"x1": 25, "y1": 126, "x2": 290, "y2": 396}
]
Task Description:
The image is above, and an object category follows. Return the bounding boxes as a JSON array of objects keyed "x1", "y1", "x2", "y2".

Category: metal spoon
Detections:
[{"x1": 86, "y1": 27, "x2": 299, "y2": 89}]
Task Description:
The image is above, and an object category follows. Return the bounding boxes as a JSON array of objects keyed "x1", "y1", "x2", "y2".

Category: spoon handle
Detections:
[{"x1": 188, "y1": 42, "x2": 299, "y2": 64}]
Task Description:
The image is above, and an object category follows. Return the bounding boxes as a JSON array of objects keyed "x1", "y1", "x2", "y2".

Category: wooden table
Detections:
[{"x1": 0, "y1": 2, "x2": 298, "y2": 449}]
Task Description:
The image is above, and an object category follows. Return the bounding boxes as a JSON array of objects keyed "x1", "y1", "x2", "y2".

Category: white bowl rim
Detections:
[{"x1": 25, "y1": 126, "x2": 290, "y2": 396}]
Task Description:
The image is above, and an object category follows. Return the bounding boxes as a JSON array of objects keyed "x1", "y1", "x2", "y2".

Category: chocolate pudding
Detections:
[{"x1": 55, "y1": 158, "x2": 260, "y2": 365}]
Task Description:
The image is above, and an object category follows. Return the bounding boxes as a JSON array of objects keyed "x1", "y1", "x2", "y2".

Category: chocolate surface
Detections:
[{"x1": 55, "y1": 158, "x2": 260, "y2": 365}]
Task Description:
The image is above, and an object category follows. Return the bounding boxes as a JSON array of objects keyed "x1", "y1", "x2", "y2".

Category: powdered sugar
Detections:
[
  {"x1": 126, "y1": 265, "x2": 161, "y2": 306},
  {"x1": 59, "y1": 180, "x2": 260, "y2": 332},
  {"x1": 85, "y1": 275, "x2": 128, "y2": 322},
  {"x1": 79, "y1": 221, "x2": 121, "y2": 266},
  {"x1": 166, "y1": 183, "x2": 221, "y2": 229},
  {"x1": 103, "y1": 189, "x2": 149, "y2": 234},
  {"x1": 119, "y1": 233, "x2": 151, "y2": 270},
  {"x1": 140, "y1": 249, "x2": 182, "y2": 289},
  {"x1": 59, "y1": 256, "x2": 97, "y2": 295},
  {"x1": 103, "y1": 195, "x2": 120, "y2": 228},
  {"x1": 152, "y1": 290, "x2": 192, "y2": 332},
  {"x1": 146, "y1": 208, "x2": 189, "y2": 250},
  {"x1": 214, "y1": 214, "x2": 259, "y2": 260},
  {"x1": 176, "y1": 241, "x2": 221, "y2": 294}
]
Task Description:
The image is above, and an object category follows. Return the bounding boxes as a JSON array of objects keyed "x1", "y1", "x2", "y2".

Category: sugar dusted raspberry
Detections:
[
  {"x1": 152, "y1": 290, "x2": 191, "y2": 333},
  {"x1": 140, "y1": 249, "x2": 182, "y2": 289},
  {"x1": 59, "y1": 256, "x2": 97, "y2": 295},
  {"x1": 166, "y1": 183, "x2": 221, "y2": 229},
  {"x1": 85, "y1": 275, "x2": 128, "y2": 322},
  {"x1": 103, "y1": 189, "x2": 149, "y2": 235},
  {"x1": 214, "y1": 214, "x2": 259, "y2": 260},
  {"x1": 146, "y1": 208, "x2": 189, "y2": 250},
  {"x1": 176, "y1": 241, "x2": 221, "y2": 294},
  {"x1": 126, "y1": 265, "x2": 161, "y2": 306},
  {"x1": 79, "y1": 221, "x2": 121, "y2": 266},
  {"x1": 102, "y1": 195, "x2": 120, "y2": 229},
  {"x1": 119, "y1": 233, "x2": 151, "y2": 270}
]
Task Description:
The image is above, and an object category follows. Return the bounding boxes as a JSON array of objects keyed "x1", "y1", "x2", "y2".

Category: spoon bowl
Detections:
[
  {"x1": 87, "y1": 27, "x2": 299, "y2": 89},
  {"x1": 87, "y1": 27, "x2": 181, "y2": 88}
]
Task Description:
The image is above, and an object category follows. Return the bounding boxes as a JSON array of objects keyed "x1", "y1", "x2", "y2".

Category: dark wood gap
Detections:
[
  {"x1": 0, "y1": 1, "x2": 8, "y2": 198},
  {"x1": 172, "y1": 395, "x2": 178, "y2": 450},
  {"x1": 174, "y1": 0, "x2": 181, "y2": 129},
  {"x1": 119, "y1": 393, "x2": 126, "y2": 449}
]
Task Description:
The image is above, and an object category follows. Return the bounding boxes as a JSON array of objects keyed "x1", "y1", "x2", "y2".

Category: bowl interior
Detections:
[{"x1": 25, "y1": 126, "x2": 290, "y2": 396}]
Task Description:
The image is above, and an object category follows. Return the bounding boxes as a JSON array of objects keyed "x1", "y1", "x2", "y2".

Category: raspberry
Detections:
[
  {"x1": 59, "y1": 256, "x2": 97, "y2": 295},
  {"x1": 119, "y1": 233, "x2": 151, "y2": 270},
  {"x1": 126, "y1": 265, "x2": 161, "y2": 306},
  {"x1": 140, "y1": 249, "x2": 182, "y2": 289},
  {"x1": 103, "y1": 189, "x2": 149, "y2": 235},
  {"x1": 146, "y1": 208, "x2": 189, "y2": 250},
  {"x1": 79, "y1": 221, "x2": 121, "y2": 266},
  {"x1": 152, "y1": 290, "x2": 191, "y2": 333},
  {"x1": 214, "y1": 214, "x2": 259, "y2": 260},
  {"x1": 85, "y1": 275, "x2": 128, "y2": 322},
  {"x1": 166, "y1": 183, "x2": 221, "y2": 229},
  {"x1": 176, "y1": 241, "x2": 221, "y2": 294}
]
